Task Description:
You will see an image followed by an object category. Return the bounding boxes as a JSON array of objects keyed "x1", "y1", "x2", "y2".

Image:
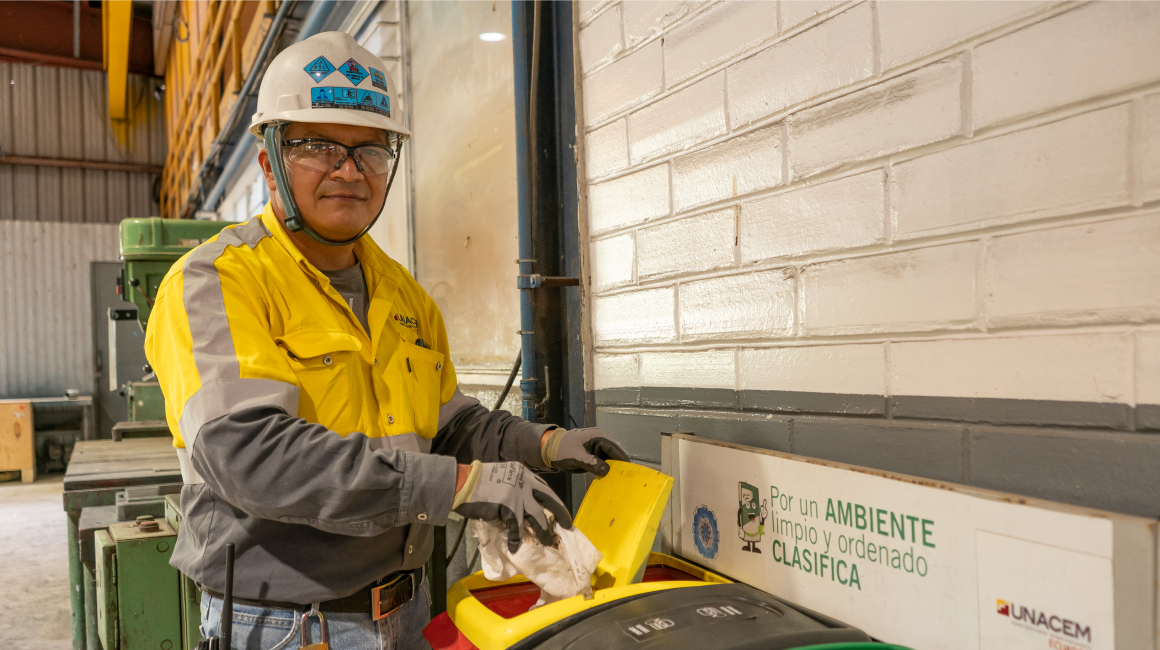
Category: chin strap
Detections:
[{"x1": 262, "y1": 121, "x2": 402, "y2": 247}]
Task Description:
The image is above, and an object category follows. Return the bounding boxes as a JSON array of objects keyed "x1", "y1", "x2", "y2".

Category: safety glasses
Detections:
[{"x1": 281, "y1": 137, "x2": 397, "y2": 177}]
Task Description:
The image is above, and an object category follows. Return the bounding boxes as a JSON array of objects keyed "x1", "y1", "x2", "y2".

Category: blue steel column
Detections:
[{"x1": 513, "y1": 2, "x2": 537, "y2": 422}]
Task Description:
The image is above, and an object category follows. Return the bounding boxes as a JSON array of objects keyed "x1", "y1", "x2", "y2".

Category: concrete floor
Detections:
[{"x1": 0, "y1": 475, "x2": 73, "y2": 649}]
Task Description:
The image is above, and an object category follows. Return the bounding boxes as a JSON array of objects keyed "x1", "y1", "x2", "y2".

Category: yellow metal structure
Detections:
[
  {"x1": 160, "y1": 1, "x2": 277, "y2": 219},
  {"x1": 103, "y1": 0, "x2": 133, "y2": 121},
  {"x1": 446, "y1": 461, "x2": 731, "y2": 650}
]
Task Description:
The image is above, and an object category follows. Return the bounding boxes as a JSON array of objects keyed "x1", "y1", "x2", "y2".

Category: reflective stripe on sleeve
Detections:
[
  {"x1": 177, "y1": 216, "x2": 284, "y2": 466},
  {"x1": 176, "y1": 447, "x2": 204, "y2": 485},
  {"x1": 181, "y1": 217, "x2": 271, "y2": 385},
  {"x1": 178, "y1": 377, "x2": 301, "y2": 451},
  {"x1": 437, "y1": 388, "x2": 478, "y2": 431}
]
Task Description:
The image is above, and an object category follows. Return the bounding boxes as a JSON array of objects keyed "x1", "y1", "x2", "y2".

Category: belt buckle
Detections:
[{"x1": 371, "y1": 571, "x2": 415, "y2": 621}]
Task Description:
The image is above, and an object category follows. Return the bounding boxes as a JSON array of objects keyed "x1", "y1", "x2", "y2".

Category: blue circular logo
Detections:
[{"x1": 692, "y1": 506, "x2": 719, "y2": 560}]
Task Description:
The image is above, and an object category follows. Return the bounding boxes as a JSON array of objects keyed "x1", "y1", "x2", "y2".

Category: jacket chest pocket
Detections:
[
  {"x1": 276, "y1": 330, "x2": 364, "y2": 431},
  {"x1": 400, "y1": 342, "x2": 444, "y2": 438}
]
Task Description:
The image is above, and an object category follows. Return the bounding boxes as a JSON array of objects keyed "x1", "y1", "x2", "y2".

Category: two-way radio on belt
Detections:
[{"x1": 197, "y1": 543, "x2": 234, "y2": 650}]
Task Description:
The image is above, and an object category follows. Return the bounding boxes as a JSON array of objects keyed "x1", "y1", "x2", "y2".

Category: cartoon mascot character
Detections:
[{"x1": 737, "y1": 481, "x2": 767, "y2": 553}]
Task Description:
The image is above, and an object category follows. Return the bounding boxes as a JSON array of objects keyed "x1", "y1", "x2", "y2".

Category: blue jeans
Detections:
[{"x1": 199, "y1": 582, "x2": 432, "y2": 650}]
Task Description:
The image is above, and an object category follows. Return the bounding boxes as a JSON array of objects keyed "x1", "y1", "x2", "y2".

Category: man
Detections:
[{"x1": 145, "y1": 32, "x2": 626, "y2": 649}]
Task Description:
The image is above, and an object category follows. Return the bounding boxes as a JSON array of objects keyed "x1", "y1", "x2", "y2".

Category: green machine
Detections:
[
  {"x1": 94, "y1": 517, "x2": 181, "y2": 650},
  {"x1": 71, "y1": 218, "x2": 230, "y2": 650},
  {"x1": 112, "y1": 218, "x2": 228, "y2": 438},
  {"x1": 119, "y1": 217, "x2": 227, "y2": 327}
]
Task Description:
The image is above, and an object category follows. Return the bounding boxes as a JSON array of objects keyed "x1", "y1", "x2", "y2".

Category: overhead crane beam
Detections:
[
  {"x1": 0, "y1": 2, "x2": 151, "y2": 74},
  {"x1": 103, "y1": 0, "x2": 133, "y2": 121}
]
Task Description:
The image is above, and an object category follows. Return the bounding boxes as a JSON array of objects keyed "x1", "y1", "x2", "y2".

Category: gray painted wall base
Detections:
[
  {"x1": 590, "y1": 387, "x2": 1160, "y2": 520},
  {"x1": 597, "y1": 387, "x2": 1160, "y2": 431}
]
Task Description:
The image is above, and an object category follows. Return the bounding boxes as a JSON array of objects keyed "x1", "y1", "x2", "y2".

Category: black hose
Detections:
[
  {"x1": 446, "y1": 517, "x2": 469, "y2": 564},
  {"x1": 494, "y1": 352, "x2": 523, "y2": 411}
]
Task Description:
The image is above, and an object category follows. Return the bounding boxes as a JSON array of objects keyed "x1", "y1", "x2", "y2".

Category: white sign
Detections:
[{"x1": 662, "y1": 434, "x2": 1157, "y2": 650}]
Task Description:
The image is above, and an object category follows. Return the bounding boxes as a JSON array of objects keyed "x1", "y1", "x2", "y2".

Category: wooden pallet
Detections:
[{"x1": 0, "y1": 401, "x2": 35, "y2": 483}]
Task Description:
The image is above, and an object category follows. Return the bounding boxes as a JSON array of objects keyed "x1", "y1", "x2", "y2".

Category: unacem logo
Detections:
[
  {"x1": 997, "y1": 599, "x2": 1091, "y2": 642},
  {"x1": 393, "y1": 314, "x2": 419, "y2": 329}
]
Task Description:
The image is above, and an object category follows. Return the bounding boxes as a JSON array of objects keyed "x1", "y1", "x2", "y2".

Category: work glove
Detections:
[
  {"x1": 541, "y1": 427, "x2": 629, "y2": 477},
  {"x1": 453, "y1": 461, "x2": 573, "y2": 553}
]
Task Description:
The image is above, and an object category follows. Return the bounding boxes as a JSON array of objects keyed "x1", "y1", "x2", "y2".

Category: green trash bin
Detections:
[{"x1": 509, "y1": 582, "x2": 914, "y2": 650}]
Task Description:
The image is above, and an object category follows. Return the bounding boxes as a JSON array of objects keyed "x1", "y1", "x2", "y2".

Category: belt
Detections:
[{"x1": 203, "y1": 566, "x2": 425, "y2": 621}]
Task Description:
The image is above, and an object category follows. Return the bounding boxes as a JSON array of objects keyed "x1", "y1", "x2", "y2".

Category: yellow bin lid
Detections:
[
  {"x1": 573, "y1": 460, "x2": 672, "y2": 589},
  {"x1": 445, "y1": 461, "x2": 728, "y2": 650}
]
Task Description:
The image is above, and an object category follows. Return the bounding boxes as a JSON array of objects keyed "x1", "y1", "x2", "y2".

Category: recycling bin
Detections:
[{"x1": 425, "y1": 462, "x2": 911, "y2": 650}]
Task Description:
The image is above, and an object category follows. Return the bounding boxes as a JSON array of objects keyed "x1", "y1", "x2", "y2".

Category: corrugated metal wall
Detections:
[
  {"x1": 0, "y1": 220, "x2": 120, "y2": 398},
  {"x1": 0, "y1": 62, "x2": 165, "y2": 223}
]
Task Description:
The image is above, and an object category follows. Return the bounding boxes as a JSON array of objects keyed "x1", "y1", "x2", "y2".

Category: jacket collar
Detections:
[{"x1": 259, "y1": 201, "x2": 401, "y2": 313}]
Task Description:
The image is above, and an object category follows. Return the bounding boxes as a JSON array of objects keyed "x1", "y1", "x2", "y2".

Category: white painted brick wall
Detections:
[
  {"x1": 973, "y1": 2, "x2": 1160, "y2": 129},
  {"x1": 892, "y1": 106, "x2": 1131, "y2": 239},
  {"x1": 637, "y1": 209, "x2": 735, "y2": 279},
  {"x1": 788, "y1": 58, "x2": 963, "y2": 179},
  {"x1": 728, "y1": 4, "x2": 874, "y2": 128},
  {"x1": 583, "y1": 40, "x2": 662, "y2": 122},
  {"x1": 640, "y1": 349, "x2": 736, "y2": 388},
  {"x1": 781, "y1": 1, "x2": 843, "y2": 32},
  {"x1": 1135, "y1": 332, "x2": 1160, "y2": 406},
  {"x1": 663, "y1": 2, "x2": 779, "y2": 86},
  {"x1": 593, "y1": 287, "x2": 676, "y2": 345},
  {"x1": 1145, "y1": 94, "x2": 1160, "y2": 203},
  {"x1": 588, "y1": 164, "x2": 669, "y2": 234},
  {"x1": 628, "y1": 72, "x2": 726, "y2": 163},
  {"x1": 622, "y1": 2, "x2": 697, "y2": 48},
  {"x1": 594, "y1": 353, "x2": 639, "y2": 389},
  {"x1": 740, "y1": 344, "x2": 885, "y2": 395},
  {"x1": 801, "y1": 242, "x2": 977, "y2": 335},
  {"x1": 679, "y1": 270, "x2": 795, "y2": 341},
  {"x1": 586, "y1": 119, "x2": 629, "y2": 180},
  {"x1": 578, "y1": 1, "x2": 611, "y2": 27},
  {"x1": 877, "y1": 2, "x2": 1044, "y2": 71},
  {"x1": 985, "y1": 213, "x2": 1160, "y2": 329},
  {"x1": 739, "y1": 169, "x2": 883, "y2": 263},
  {"x1": 891, "y1": 334, "x2": 1132, "y2": 403},
  {"x1": 579, "y1": 4, "x2": 623, "y2": 74},
  {"x1": 672, "y1": 124, "x2": 781, "y2": 213},
  {"x1": 579, "y1": 1, "x2": 1160, "y2": 407},
  {"x1": 590, "y1": 234, "x2": 635, "y2": 292}
]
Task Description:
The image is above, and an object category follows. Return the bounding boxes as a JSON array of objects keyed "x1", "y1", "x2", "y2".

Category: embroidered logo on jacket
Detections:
[{"x1": 393, "y1": 314, "x2": 419, "y2": 329}]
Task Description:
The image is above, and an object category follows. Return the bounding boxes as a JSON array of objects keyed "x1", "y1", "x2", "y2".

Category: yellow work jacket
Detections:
[
  {"x1": 143, "y1": 204, "x2": 498, "y2": 602},
  {"x1": 146, "y1": 203, "x2": 458, "y2": 458}
]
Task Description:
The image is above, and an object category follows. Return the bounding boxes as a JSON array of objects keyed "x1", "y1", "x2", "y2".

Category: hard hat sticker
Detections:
[
  {"x1": 370, "y1": 67, "x2": 388, "y2": 91},
  {"x1": 310, "y1": 86, "x2": 392, "y2": 118},
  {"x1": 310, "y1": 87, "x2": 335, "y2": 107},
  {"x1": 304, "y1": 56, "x2": 336, "y2": 83},
  {"x1": 339, "y1": 58, "x2": 369, "y2": 86},
  {"x1": 333, "y1": 87, "x2": 359, "y2": 107}
]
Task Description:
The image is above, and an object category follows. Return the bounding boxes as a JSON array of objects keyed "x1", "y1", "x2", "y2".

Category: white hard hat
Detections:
[{"x1": 250, "y1": 31, "x2": 410, "y2": 140}]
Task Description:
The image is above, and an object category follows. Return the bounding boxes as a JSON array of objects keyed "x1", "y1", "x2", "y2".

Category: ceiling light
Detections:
[{"x1": 479, "y1": 32, "x2": 505, "y2": 42}]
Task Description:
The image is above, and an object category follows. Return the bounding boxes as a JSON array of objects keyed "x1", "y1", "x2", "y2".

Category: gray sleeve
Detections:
[
  {"x1": 431, "y1": 388, "x2": 555, "y2": 469},
  {"x1": 191, "y1": 405, "x2": 458, "y2": 536}
]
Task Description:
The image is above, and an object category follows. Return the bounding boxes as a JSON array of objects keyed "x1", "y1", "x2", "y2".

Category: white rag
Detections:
[{"x1": 471, "y1": 510, "x2": 602, "y2": 608}]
